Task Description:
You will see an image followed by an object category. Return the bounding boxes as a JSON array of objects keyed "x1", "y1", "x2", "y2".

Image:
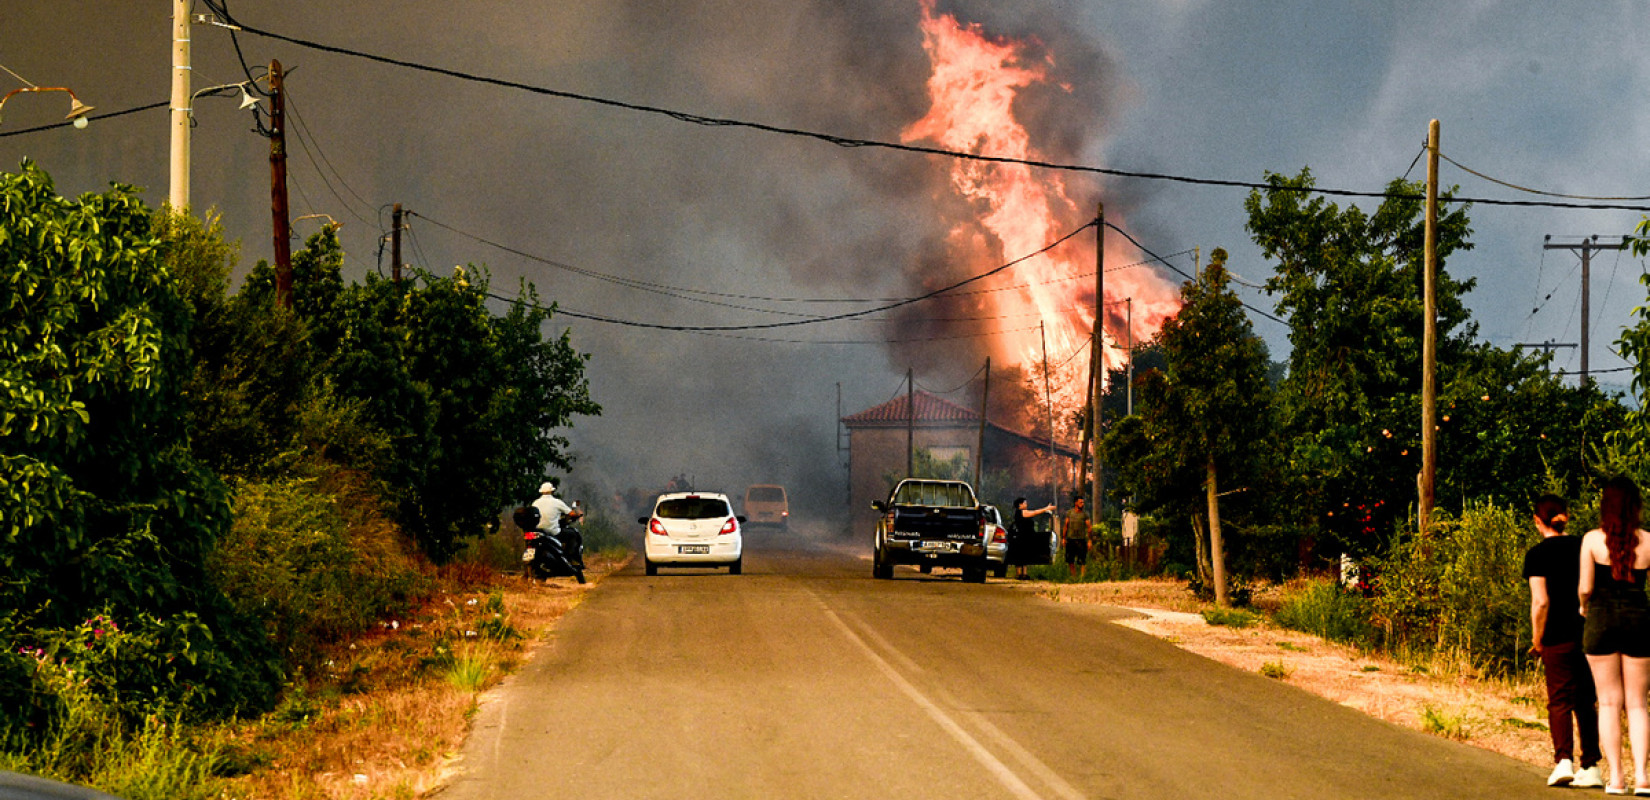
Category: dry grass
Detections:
[
  {"x1": 210, "y1": 552, "x2": 630, "y2": 800},
  {"x1": 1049, "y1": 578, "x2": 1552, "y2": 768}
]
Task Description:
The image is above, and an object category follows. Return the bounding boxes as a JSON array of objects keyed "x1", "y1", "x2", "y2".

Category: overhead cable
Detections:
[
  {"x1": 201, "y1": 9, "x2": 1650, "y2": 213},
  {"x1": 1440, "y1": 151, "x2": 1650, "y2": 202},
  {"x1": 467, "y1": 219, "x2": 1095, "y2": 332},
  {"x1": 0, "y1": 101, "x2": 167, "y2": 138},
  {"x1": 1102, "y1": 220, "x2": 1287, "y2": 326}
]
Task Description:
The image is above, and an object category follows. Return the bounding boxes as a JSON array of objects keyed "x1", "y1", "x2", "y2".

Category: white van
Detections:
[{"x1": 743, "y1": 485, "x2": 789, "y2": 530}]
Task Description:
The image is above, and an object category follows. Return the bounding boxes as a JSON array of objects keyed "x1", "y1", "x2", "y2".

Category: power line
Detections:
[
  {"x1": 1101, "y1": 220, "x2": 1287, "y2": 326},
  {"x1": 1439, "y1": 151, "x2": 1650, "y2": 202},
  {"x1": 0, "y1": 101, "x2": 167, "y2": 138},
  {"x1": 204, "y1": 10, "x2": 1650, "y2": 213},
  {"x1": 465, "y1": 218, "x2": 1096, "y2": 332}
]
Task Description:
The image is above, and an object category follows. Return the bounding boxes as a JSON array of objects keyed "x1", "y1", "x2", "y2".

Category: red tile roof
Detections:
[{"x1": 841, "y1": 390, "x2": 981, "y2": 424}]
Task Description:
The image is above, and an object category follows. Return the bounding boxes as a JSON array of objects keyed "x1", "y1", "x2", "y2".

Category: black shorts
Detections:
[
  {"x1": 1064, "y1": 538, "x2": 1088, "y2": 565},
  {"x1": 1584, "y1": 597, "x2": 1650, "y2": 658}
]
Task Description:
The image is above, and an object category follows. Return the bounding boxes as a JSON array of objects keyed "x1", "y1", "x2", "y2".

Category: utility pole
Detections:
[
  {"x1": 1419, "y1": 119, "x2": 1439, "y2": 535},
  {"x1": 269, "y1": 60, "x2": 293, "y2": 310},
  {"x1": 1544, "y1": 234, "x2": 1629, "y2": 382},
  {"x1": 1041, "y1": 323, "x2": 1056, "y2": 511},
  {"x1": 976, "y1": 358, "x2": 990, "y2": 487},
  {"x1": 1515, "y1": 341, "x2": 1578, "y2": 375},
  {"x1": 906, "y1": 368, "x2": 915, "y2": 479},
  {"x1": 1090, "y1": 201, "x2": 1105, "y2": 523},
  {"x1": 391, "y1": 203, "x2": 404, "y2": 282},
  {"x1": 169, "y1": 0, "x2": 190, "y2": 210}
]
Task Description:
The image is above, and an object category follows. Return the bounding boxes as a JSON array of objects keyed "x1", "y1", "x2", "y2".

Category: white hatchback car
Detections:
[{"x1": 641, "y1": 492, "x2": 744, "y2": 575}]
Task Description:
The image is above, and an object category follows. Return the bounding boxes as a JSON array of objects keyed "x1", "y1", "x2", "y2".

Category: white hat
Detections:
[{"x1": 539, "y1": 482, "x2": 557, "y2": 495}]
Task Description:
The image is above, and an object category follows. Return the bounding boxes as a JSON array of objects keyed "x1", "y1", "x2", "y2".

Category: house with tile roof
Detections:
[{"x1": 841, "y1": 389, "x2": 1080, "y2": 537}]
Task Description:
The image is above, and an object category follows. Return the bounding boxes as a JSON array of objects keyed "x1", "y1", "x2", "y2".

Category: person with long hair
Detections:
[
  {"x1": 1579, "y1": 476, "x2": 1650, "y2": 795},
  {"x1": 1007, "y1": 497, "x2": 1056, "y2": 580}
]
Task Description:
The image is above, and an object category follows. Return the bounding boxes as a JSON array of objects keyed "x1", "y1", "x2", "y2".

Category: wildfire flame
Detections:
[{"x1": 901, "y1": 0, "x2": 1181, "y2": 409}]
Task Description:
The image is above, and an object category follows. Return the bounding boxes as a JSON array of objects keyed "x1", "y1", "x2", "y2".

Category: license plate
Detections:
[
  {"x1": 917, "y1": 541, "x2": 952, "y2": 553},
  {"x1": 521, "y1": 548, "x2": 535, "y2": 562},
  {"x1": 679, "y1": 545, "x2": 710, "y2": 555}
]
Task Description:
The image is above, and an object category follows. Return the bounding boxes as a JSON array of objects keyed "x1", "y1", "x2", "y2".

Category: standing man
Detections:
[
  {"x1": 1522, "y1": 493, "x2": 1603, "y2": 788},
  {"x1": 1063, "y1": 495, "x2": 1091, "y2": 580}
]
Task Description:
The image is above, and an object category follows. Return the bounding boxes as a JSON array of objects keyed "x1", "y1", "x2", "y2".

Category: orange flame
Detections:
[{"x1": 901, "y1": 0, "x2": 1180, "y2": 410}]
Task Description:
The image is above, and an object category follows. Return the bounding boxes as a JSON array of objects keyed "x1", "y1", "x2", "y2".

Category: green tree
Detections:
[
  {"x1": 1105, "y1": 250, "x2": 1274, "y2": 605},
  {"x1": 1246, "y1": 169, "x2": 1476, "y2": 560},
  {"x1": 0, "y1": 163, "x2": 278, "y2": 727}
]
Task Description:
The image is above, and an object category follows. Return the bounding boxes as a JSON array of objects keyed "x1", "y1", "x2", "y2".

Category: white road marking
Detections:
[{"x1": 815, "y1": 594, "x2": 1082, "y2": 800}]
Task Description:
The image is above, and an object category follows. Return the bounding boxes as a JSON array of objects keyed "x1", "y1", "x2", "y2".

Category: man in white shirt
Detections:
[{"x1": 532, "y1": 482, "x2": 573, "y2": 535}]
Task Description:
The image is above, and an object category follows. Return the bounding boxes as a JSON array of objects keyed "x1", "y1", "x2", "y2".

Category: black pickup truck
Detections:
[{"x1": 871, "y1": 478, "x2": 990, "y2": 583}]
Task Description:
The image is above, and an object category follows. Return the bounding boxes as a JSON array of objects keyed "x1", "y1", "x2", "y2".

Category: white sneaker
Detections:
[
  {"x1": 1575, "y1": 765, "x2": 1605, "y2": 789},
  {"x1": 1549, "y1": 759, "x2": 1576, "y2": 787}
]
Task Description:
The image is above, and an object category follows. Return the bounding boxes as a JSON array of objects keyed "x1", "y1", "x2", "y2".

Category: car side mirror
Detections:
[
  {"x1": 737, "y1": 515, "x2": 747, "y2": 523},
  {"x1": 872, "y1": 501, "x2": 887, "y2": 513},
  {"x1": 638, "y1": 517, "x2": 649, "y2": 525}
]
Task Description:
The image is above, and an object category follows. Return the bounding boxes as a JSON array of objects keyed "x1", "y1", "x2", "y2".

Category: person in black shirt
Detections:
[{"x1": 1524, "y1": 493, "x2": 1602, "y2": 788}]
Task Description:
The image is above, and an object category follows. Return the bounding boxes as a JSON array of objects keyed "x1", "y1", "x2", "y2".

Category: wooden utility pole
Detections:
[
  {"x1": 1090, "y1": 202, "x2": 1105, "y2": 523},
  {"x1": 906, "y1": 368, "x2": 915, "y2": 478},
  {"x1": 1078, "y1": 331, "x2": 1096, "y2": 492},
  {"x1": 1543, "y1": 235, "x2": 1629, "y2": 382},
  {"x1": 1419, "y1": 119, "x2": 1439, "y2": 534},
  {"x1": 169, "y1": 0, "x2": 190, "y2": 210},
  {"x1": 976, "y1": 357, "x2": 990, "y2": 486},
  {"x1": 269, "y1": 60, "x2": 293, "y2": 310},
  {"x1": 1125, "y1": 297, "x2": 1134, "y2": 416},
  {"x1": 391, "y1": 203, "x2": 404, "y2": 282}
]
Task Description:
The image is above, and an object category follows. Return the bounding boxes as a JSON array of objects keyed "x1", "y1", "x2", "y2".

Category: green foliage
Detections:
[
  {"x1": 1419, "y1": 704, "x2": 1473, "y2": 741},
  {"x1": 1258, "y1": 661, "x2": 1293, "y2": 680},
  {"x1": 1201, "y1": 606, "x2": 1261, "y2": 628},
  {"x1": 1368, "y1": 502, "x2": 1537, "y2": 675},
  {"x1": 1274, "y1": 578, "x2": 1377, "y2": 647},
  {"x1": 210, "y1": 477, "x2": 427, "y2": 669},
  {"x1": 0, "y1": 163, "x2": 279, "y2": 728}
]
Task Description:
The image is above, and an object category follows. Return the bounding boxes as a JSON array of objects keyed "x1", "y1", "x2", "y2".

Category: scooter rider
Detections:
[{"x1": 532, "y1": 482, "x2": 585, "y2": 568}]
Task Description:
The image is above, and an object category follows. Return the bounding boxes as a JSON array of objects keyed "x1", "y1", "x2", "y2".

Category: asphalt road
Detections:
[{"x1": 436, "y1": 522, "x2": 1555, "y2": 799}]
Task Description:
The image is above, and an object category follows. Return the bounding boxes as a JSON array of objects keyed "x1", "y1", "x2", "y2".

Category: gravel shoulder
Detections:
[{"x1": 1040, "y1": 578, "x2": 1553, "y2": 768}]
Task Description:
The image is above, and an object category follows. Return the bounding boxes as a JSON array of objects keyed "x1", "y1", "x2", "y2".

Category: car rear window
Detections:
[
  {"x1": 892, "y1": 482, "x2": 976, "y2": 507},
  {"x1": 748, "y1": 487, "x2": 785, "y2": 503},
  {"x1": 656, "y1": 498, "x2": 732, "y2": 519}
]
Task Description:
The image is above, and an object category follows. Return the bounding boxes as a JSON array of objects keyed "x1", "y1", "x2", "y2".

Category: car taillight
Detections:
[
  {"x1": 523, "y1": 531, "x2": 538, "y2": 542},
  {"x1": 719, "y1": 518, "x2": 738, "y2": 536},
  {"x1": 649, "y1": 519, "x2": 667, "y2": 536},
  {"x1": 991, "y1": 527, "x2": 1006, "y2": 544}
]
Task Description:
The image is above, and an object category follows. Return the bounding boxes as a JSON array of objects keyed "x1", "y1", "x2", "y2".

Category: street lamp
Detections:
[
  {"x1": 0, "y1": 86, "x2": 95, "y2": 129},
  {"x1": 188, "y1": 79, "x2": 264, "y2": 123}
]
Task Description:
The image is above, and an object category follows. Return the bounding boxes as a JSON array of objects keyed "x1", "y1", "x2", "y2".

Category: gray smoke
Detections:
[{"x1": 3, "y1": 0, "x2": 1135, "y2": 528}]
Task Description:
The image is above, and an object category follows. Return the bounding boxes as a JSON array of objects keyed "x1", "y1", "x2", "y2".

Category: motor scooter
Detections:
[{"x1": 513, "y1": 505, "x2": 586, "y2": 584}]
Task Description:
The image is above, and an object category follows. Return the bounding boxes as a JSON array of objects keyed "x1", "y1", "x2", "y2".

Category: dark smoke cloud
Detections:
[{"x1": 4, "y1": 0, "x2": 1130, "y2": 528}]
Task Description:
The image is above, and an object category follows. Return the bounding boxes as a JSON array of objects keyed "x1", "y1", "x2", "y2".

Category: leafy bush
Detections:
[
  {"x1": 1369, "y1": 502, "x2": 1537, "y2": 675},
  {"x1": 1275, "y1": 578, "x2": 1377, "y2": 647},
  {"x1": 210, "y1": 476, "x2": 427, "y2": 670}
]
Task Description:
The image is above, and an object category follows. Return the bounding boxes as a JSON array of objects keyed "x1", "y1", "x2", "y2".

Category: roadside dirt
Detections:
[{"x1": 1040, "y1": 578, "x2": 1553, "y2": 768}]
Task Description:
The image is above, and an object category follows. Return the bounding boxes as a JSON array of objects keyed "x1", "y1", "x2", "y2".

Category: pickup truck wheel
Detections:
[
  {"x1": 872, "y1": 549, "x2": 893, "y2": 580},
  {"x1": 918, "y1": 563, "x2": 933, "y2": 574},
  {"x1": 962, "y1": 565, "x2": 987, "y2": 583}
]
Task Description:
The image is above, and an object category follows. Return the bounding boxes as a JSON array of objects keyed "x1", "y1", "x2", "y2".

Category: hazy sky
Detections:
[{"x1": 5, "y1": 1, "x2": 1647, "y2": 507}]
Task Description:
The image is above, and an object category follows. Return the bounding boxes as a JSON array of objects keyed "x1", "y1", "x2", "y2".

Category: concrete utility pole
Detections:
[
  {"x1": 1090, "y1": 202, "x2": 1105, "y2": 524},
  {"x1": 269, "y1": 60, "x2": 293, "y2": 310},
  {"x1": 976, "y1": 357, "x2": 990, "y2": 487},
  {"x1": 1041, "y1": 323, "x2": 1056, "y2": 511},
  {"x1": 1419, "y1": 119, "x2": 1439, "y2": 535},
  {"x1": 169, "y1": 0, "x2": 190, "y2": 210},
  {"x1": 906, "y1": 368, "x2": 915, "y2": 479},
  {"x1": 392, "y1": 203, "x2": 405, "y2": 282},
  {"x1": 1544, "y1": 235, "x2": 1630, "y2": 382}
]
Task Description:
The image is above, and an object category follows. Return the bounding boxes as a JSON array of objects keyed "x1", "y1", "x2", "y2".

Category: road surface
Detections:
[{"x1": 436, "y1": 522, "x2": 1554, "y2": 799}]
